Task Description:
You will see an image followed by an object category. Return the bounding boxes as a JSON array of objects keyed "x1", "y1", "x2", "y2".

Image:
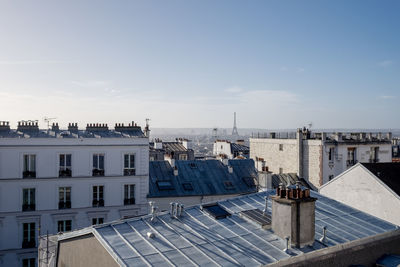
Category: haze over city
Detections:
[{"x1": 0, "y1": 0, "x2": 399, "y2": 129}]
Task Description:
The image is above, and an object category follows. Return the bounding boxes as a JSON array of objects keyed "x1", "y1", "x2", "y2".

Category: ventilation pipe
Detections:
[{"x1": 319, "y1": 226, "x2": 327, "y2": 245}]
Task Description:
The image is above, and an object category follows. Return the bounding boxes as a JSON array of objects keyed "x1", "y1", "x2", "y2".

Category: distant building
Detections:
[
  {"x1": 148, "y1": 159, "x2": 257, "y2": 210},
  {"x1": 320, "y1": 162, "x2": 400, "y2": 225},
  {"x1": 250, "y1": 128, "x2": 393, "y2": 188},
  {"x1": 213, "y1": 140, "x2": 249, "y2": 159},
  {"x1": 40, "y1": 189, "x2": 400, "y2": 267},
  {"x1": 393, "y1": 137, "x2": 400, "y2": 162},
  {"x1": 0, "y1": 121, "x2": 149, "y2": 266},
  {"x1": 149, "y1": 138, "x2": 195, "y2": 162}
]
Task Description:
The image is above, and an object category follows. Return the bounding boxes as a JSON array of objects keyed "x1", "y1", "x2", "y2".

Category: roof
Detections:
[
  {"x1": 361, "y1": 162, "x2": 400, "y2": 196},
  {"x1": 230, "y1": 143, "x2": 249, "y2": 153},
  {"x1": 56, "y1": 190, "x2": 398, "y2": 267},
  {"x1": 271, "y1": 173, "x2": 316, "y2": 190},
  {"x1": 148, "y1": 159, "x2": 257, "y2": 198},
  {"x1": 163, "y1": 142, "x2": 188, "y2": 153},
  {"x1": 0, "y1": 129, "x2": 144, "y2": 138}
]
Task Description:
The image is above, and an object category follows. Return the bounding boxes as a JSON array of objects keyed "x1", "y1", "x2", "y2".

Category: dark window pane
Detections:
[
  {"x1": 30, "y1": 189, "x2": 35, "y2": 205},
  {"x1": 124, "y1": 154, "x2": 129, "y2": 168},
  {"x1": 99, "y1": 218, "x2": 104, "y2": 224},
  {"x1": 93, "y1": 186, "x2": 97, "y2": 200},
  {"x1": 93, "y1": 155, "x2": 97, "y2": 168},
  {"x1": 124, "y1": 185, "x2": 128, "y2": 199},
  {"x1": 66, "y1": 154, "x2": 71, "y2": 167},
  {"x1": 60, "y1": 154, "x2": 65, "y2": 167},
  {"x1": 99, "y1": 155, "x2": 104, "y2": 169},
  {"x1": 130, "y1": 155, "x2": 134, "y2": 168},
  {"x1": 99, "y1": 186, "x2": 103, "y2": 199}
]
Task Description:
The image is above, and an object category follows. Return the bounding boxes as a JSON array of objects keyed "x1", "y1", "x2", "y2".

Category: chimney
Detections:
[
  {"x1": 377, "y1": 132, "x2": 382, "y2": 140},
  {"x1": 258, "y1": 170, "x2": 272, "y2": 189},
  {"x1": 334, "y1": 132, "x2": 342, "y2": 141},
  {"x1": 51, "y1": 122, "x2": 59, "y2": 132},
  {"x1": 154, "y1": 138, "x2": 163, "y2": 149},
  {"x1": 173, "y1": 166, "x2": 178, "y2": 176},
  {"x1": 227, "y1": 165, "x2": 233, "y2": 174},
  {"x1": 271, "y1": 184, "x2": 317, "y2": 248},
  {"x1": 68, "y1": 123, "x2": 78, "y2": 133},
  {"x1": 180, "y1": 138, "x2": 192, "y2": 150},
  {"x1": 0, "y1": 121, "x2": 10, "y2": 133}
]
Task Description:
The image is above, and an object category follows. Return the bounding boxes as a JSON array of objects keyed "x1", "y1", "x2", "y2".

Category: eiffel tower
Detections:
[{"x1": 232, "y1": 112, "x2": 239, "y2": 136}]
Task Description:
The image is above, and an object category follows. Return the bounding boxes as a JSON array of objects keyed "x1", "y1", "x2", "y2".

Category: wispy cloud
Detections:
[
  {"x1": 296, "y1": 67, "x2": 305, "y2": 73},
  {"x1": 379, "y1": 95, "x2": 396, "y2": 99},
  {"x1": 225, "y1": 86, "x2": 244, "y2": 93},
  {"x1": 71, "y1": 80, "x2": 110, "y2": 87},
  {"x1": 378, "y1": 60, "x2": 394, "y2": 68}
]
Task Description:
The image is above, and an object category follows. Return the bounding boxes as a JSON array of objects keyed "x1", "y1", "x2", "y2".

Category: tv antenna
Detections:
[{"x1": 43, "y1": 116, "x2": 57, "y2": 129}]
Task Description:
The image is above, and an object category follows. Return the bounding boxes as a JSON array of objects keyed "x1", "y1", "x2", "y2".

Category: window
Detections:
[
  {"x1": 59, "y1": 154, "x2": 72, "y2": 177},
  {"x1": 22, "y1": 222, "x2": 35, "y2": 248},
  {"x1": 23, "y1": 155, "x2": 36, "y2": 178},
  {"x1": 347, "y1": 148, "x2": 357, "y2": 166},
  {"x1": 124, "y1": 154, "x2": 135, "y2": 176},
  {"x1": 279, "y1": 144, "x2": 283, "y2": 151},
  {"x1": 57, "y1": 220, "x2": 72, "y2": 232},
  {"x1": 279, "y1": 168, "x2": 283, "y2": 174},
  {"x1": 328, "y1": 147, "x2": 335, "y2": 162},
  {"x1": 59, "y1": 187, "x2": 71, "y2": 209},
  {"x1": 182, "y1": 182, "x2": 194, "y2": 191},
  {"x1": 156, "y1": 181, "x2": 174, "y2": 190},
  {"x1": 179, "y1": 154, "x2": 188, "y2": 160},
  {"x1": 22, "y1": 188, "x2": 35, "y2": 211},
  {"x1": 92, "y1": 186, "x2": 104, "y2": 207},
  {"x1": 329, "y1": 175, "x2": 334, "y2": 181},
  {"x1": 124, "y1": 184, "x2": 135, "y2": 205},
  {"x1": 22, "y1": 258, "x2": 36, "y2": 267},
  {"x1": 92, "y1": 154, "x2": 104, "y2": 176},
  {"x1": 92, "y1": 217, "x2": 104, "y2": 225},
  {"x1": 370, "y1": 147, "x2": 379, "y2": 163},
  {"x1": 223, "y1": 181, "x2": 235, "y2": 190}
]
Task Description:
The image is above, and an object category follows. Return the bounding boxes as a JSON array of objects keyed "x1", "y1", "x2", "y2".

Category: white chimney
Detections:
[{"x1": 154, "y1": 138, "x2": 163, "y2": 149}]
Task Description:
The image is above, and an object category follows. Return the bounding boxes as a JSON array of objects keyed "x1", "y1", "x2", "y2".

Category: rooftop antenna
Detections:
[
  {"x1": 144, "y1": 118, "x2": 151, "y2": 138},
  {"x1": 43, "y1": 116, "x2": 57, "y2": 129},
  {"x1": 232, "y1": 112, "x2": 239, "y2": 136}
]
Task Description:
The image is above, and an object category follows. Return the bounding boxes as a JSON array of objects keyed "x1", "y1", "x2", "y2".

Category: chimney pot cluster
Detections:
[
  {"x1": 170, "y1": 202, "x2": 184, "y2": 218},
  {"x1": 0, "y1": 121, "x2": 10, "y2": 126},
  {"x1": 276, "y1": 183, "x2": 310, "y2": 200}
]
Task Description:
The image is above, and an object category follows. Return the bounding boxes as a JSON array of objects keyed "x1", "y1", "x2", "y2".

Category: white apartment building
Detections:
[
  {"x1": 250, "y1": 128, "x2": 392, "y2": 188},
  {"x1": 213, "y1": 140, "x2": 249, "y2": 159},
  {"x1": 0, "y1": 121, "x2": 149, "y2": 267}
]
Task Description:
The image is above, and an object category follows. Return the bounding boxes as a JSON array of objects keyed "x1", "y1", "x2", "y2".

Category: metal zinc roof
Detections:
[
  {"x1": 0, "y1": 129, "x2": 144, "y2": 138},
  {"x1": 163, "y1": 142, "x2": 188, "y2": 152},
  {"x1": 148, "y1": 159, "x2": 258, "y2": 198},
  {"x1": 87, "y1": 190, "x2": 397, "y2": 267},
  {"x1": 230, "y1": 143, "x2": 249, "y2": 153}
]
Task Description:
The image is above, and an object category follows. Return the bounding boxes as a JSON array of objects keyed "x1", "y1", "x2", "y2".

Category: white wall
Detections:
[
  {"x1": 320, "y1": 164, "x2": 400, "y2": 226},
  {"x1": 213, "y1": 141, "x2": 233, "y2": 159}
]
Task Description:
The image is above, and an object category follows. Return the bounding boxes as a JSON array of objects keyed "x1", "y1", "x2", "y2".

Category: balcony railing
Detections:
[
  {"x1": 369, "y1": 158, "x2": 379, "y2": 163},
  {"x1": 22, "y1": 203, "x2": 36, "y2": 212},
  {"x1": 124, "y1": 198, "x2": 135, "y2": 205},
  {"x1": 124, "y1": 168, "x2": 135, "y2": 176},
  {"x1": 58, "y1": 201, "x2": 71, "y2": 209},
  {"x1": 23, "y1": 171, "x2": 36, "y2": 178},
  {"x1": 92, "y1": 169, "x2": 104, "y2": 177},
  {"x1": 92, "y1": 199, "x2": 104, "y2": 207},
  {"x1": 22, "y1": 239, "x2": 36, "y2": 248},
  {"x1": 59, "y1": 169, "x2": 72, "y2": 177},
  {"x1": 346, "y1": 159, "x2": 357, "y2": 167}
]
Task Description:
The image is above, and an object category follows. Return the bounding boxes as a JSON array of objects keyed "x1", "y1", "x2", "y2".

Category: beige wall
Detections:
[
  {"x1": 250, "y1": 138, "x2": 299, "y2": 175},
  {"x1": 320, "y1": 165, "x2": 400, "y2": 226},
  {"x1": 57, "y1": 234, "x2": 119, "y2": 267},
  {"x1": 303, "y1": 140, "x2": 323, "y2": 187}
]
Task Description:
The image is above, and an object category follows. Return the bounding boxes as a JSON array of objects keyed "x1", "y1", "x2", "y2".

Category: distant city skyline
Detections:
[{"x1": 0, "y1": 1, "x2": 399, "y2": 129}]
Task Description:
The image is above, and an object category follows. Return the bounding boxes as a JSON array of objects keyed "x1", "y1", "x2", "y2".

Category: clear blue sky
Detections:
[{"x1": 0, "y1": 0, "x2": 399, "y2": 129}]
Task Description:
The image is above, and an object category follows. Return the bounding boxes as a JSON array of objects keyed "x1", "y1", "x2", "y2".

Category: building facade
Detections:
[
  {"x1": 213, "y1": 140, "x2": 249, "y2": 159},
  {"x1": 0, "y1": 121, "x2": 149, "y2": 267},
  {"x1": 149, "y1": 138, "x2": 195, "y2": 162},
  {"x1": 250, "y1": 129, "x2": 392, "y2": 188}
]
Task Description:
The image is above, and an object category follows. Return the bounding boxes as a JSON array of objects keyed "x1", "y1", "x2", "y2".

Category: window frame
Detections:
[
  {"x1": 57, "y1": 219, "x2": 72, "y2": 232},
  {"x1": 123, "y1": 154, "x2": 135, "y2": 176},
  {"x1": 22, "y1": 188, "x2": 36, "y2": 212},
  {"x1": 58, "y1": 187, "x2": 71, "y2": 209},
  {"x1": 124, "y1": 184, "x2": 135, "y2": 205},
  {"x1": 59, "y1": 154, "x2": 72, "y2": 177},
  {"x1": 23, "y1": 154, "x2": 36, "y2": 178},
  {"x1": 92, "y1": 154, "x2": 105, "y2": 176},
  {"x1": 22, "y1": 222, "x2": 36, "y2": 248},
  {"x1": 92, "y1": 185, "x2": 104, "y2": 207}
]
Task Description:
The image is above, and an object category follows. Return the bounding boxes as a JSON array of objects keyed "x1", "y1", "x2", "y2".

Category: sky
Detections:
[{"x1": 0, "y1": 0, "x2": 399, "y2": 129}]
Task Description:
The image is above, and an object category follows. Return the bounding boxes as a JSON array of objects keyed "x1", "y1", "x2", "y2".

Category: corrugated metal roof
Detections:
[
  {"x1": 163, "y1": 142, "x2": 188, "y2": 152},
  {"x1": 59, "y1": 190, "x2": 397, "y2": 267},
  {"x1": 230, "y1": 143, "x2": 249, "y2": 152},
  {"x1": 148, "y1": 159, "x2": 258, "y2": 198}
]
